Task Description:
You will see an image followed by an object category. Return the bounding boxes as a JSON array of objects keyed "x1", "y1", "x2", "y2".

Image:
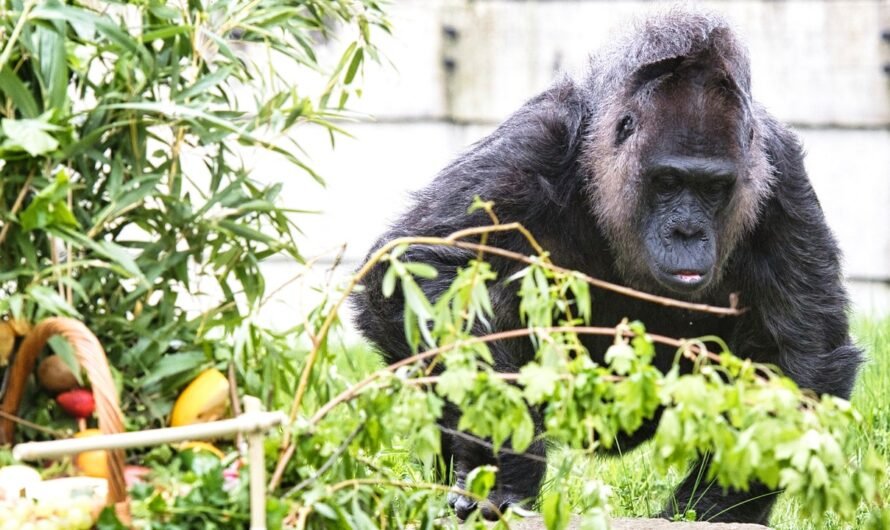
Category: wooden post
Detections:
[{"x1": 244, "y1": 396, "x2": 267, "y2": 530}]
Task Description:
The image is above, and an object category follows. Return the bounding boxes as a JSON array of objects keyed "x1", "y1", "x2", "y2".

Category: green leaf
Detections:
[
  {"x1": 511, "y1": 411, "x2": 535, "y2": 453},
  {"x1": 403, "y1": 262, "x2": 438, "y2": 280},
  {"x1": 604, "y1": 343, "x2": 635, "y2": 375},
  {"x1": 19, "y1": 169, "x2": 79, "y2": 230},
  {"x1": 177, "y1": 66, "x2": 234, "y2": 102},
  {"x1": 436, "y1": 368, "x2": 476, "y2": 404},
  {"x1": 542, "y1": 491, "x2": 570, "y2": 530},
  {"x1": 519, "y1": 364, "x2": 559, "y2": 404},
  {"x1": 0, "y1": 66, "x2": 40, "y2": 118},
  {"x1": 466, "y1": 465, "x2": 497, "y2": 499},
  {"x1": 31, "y1": 4, "x2": 152, "y2": 65},
  {"x1": 34, "y1": 21, "x2": 68, "y2": 110},
  {"x1": 344, "y1": 47, "x2": 364, "y2": 85},
  {"x1": 1, "y1": 116, "x2": 61, "y2": 156},
  {"x1": 27, "y1": 285, "x2": 80, "y2": 317},
  {"x1": 381, "y1": 265, "x2": 398, "y2": 298},
  {"x1": 48, "y1": 335, "x2": 84, "y2": 385},
  {"x1": 139, "y1": 352, "x2": 206, "y2": 387}
]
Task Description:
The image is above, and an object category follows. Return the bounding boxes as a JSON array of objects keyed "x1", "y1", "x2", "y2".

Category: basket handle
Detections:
[{"x1": 0, "y1": 317, "x2": 127, "y2": 503}]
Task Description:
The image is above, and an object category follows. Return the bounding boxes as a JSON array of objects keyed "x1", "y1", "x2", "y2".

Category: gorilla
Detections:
[{"x1": 351, "y1": 9, "x2": 861, "y2": 525}]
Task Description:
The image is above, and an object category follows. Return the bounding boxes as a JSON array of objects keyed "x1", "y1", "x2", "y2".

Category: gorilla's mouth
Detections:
[
  {"x1": 674, "y1": 271, "x2": 703, "y2": 283},
  {"x1": 652, "y1": 266, "x2": 712, "y2": 293}
]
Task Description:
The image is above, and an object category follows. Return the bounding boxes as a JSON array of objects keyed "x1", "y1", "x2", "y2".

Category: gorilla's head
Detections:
[{"x1": 582, "y1": 10, "x2": 774, "y2": 298}]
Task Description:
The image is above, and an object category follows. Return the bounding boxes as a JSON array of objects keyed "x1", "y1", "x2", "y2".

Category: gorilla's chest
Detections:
[{"x1": 582, "y1": 290, "x2": 736, "y2": 374}]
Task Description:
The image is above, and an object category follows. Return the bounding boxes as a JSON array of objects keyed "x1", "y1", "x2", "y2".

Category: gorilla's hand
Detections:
[{"x1": 448, "y1": 474, "x2": 534, "y2": 521}]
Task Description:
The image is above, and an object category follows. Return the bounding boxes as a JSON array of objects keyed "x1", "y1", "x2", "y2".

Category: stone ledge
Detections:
[{"x1": 482, "y1": 516, "x2": 769, "y2": 529}]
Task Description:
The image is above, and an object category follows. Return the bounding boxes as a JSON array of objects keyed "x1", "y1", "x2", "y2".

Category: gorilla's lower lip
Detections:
[
  {"x1": 674, "y1": 272, "x2": 703, "y2": 283},
  {"x1": 653, "y1": 267, "x2": 711, "y2": 292}
]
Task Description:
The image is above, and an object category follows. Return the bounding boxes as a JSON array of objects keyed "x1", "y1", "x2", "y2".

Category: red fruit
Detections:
[{"x1": 56, "y1": 388, "x2": 96, "y2": 419}]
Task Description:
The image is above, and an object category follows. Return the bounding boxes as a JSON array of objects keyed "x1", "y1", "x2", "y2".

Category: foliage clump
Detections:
[
  {"x1": 0, "y1": 0, "x2": 386, "y2": 430},
  {"x1": 0, "y1": 2, "x2": 887, "y2": 530}
]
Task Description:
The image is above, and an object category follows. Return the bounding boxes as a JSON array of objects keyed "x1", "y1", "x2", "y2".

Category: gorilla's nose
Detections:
[{"x1": 671, "y1": 221, "x2": 705, "y2": 242}]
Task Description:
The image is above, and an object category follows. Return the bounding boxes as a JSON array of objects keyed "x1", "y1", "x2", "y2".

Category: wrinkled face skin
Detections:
[{"x1": 592, "y1": 55, "x2": 758, "y2": 298}]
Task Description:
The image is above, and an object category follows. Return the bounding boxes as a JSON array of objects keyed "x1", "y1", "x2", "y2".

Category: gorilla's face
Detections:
[
  {"x1": 593, "y1": 59, "x2": 757, "y2": 298},
  {"x1": 634, "y1": 70, "x2": 744, "y2": 294},
  {"x1": 640, "y1": 152, "x2": 736, "y2": 294}
]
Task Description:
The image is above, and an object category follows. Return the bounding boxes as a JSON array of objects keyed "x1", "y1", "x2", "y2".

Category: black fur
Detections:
[{"x1": 351, "y1": 9, "x2": 860, "y2": 525}]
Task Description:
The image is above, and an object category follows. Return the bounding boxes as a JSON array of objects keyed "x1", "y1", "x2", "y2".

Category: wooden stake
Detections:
[{"x1": 244, "y1": 396, "x2": 266, "y2": 530}]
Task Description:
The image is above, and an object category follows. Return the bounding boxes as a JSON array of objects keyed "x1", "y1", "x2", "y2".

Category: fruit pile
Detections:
[
  {"x1": 0, "y1": 466, "x2": 103, "y2": 530},
  {"x1": 0, "y1": 498, "x2": 95, "y2": 530}
]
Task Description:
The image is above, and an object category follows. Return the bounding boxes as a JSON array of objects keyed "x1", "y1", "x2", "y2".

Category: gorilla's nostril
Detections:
[{"x1": 673, "y1": 224, "x2": 703, "y2": 240}]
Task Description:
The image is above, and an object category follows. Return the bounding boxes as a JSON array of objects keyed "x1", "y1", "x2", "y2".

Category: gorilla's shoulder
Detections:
[
  {"x1": 411, "y1": 79, "x2": 588, "y2": 224},
  {"x1": 455, "y1": 77, "x2": 586, "y2": 176},
  {"x1": 755, "y1": 108, "x2": 825, "y2": 223},
  {"x1": 739, "y1": 107, "x2": 840, "y2": 280}
]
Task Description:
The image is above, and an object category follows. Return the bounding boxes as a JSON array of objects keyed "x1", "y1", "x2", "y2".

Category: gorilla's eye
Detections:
[
  {"x1": 705, "y1": 181, "x2": 730, "y2": 196},
  {"x1": 653, "y1": 173, "x2": 679, "y2": 192},
  {"x1": 616, "y1": 114, "x2": 635, "y2": 145}
]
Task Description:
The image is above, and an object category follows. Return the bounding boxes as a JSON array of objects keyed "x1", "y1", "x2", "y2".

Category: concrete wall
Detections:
[{"x1": 253, "y1": 0, "x2": 890, "y2": 328}]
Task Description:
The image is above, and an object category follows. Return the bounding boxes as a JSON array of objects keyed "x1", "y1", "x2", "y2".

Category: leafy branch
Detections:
[{"x1": 271, "y1": 220, "x2": 745, "y2": 491}]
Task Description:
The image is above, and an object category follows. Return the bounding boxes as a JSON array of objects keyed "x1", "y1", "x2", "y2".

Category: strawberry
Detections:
[{"x1": 56, "y1": 388, "x2": 96, "y2": 419}]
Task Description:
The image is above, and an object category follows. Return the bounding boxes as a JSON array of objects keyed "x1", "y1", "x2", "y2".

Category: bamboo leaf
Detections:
[
  {"x1": 27, "y1": 285, "x2": 80, "y2": 317},
  {"x1": 177, "y1": 65, "x2": 234, "y2": 102},
  {"x1": 0, "y1": 66, "x2": 39, "y2": 118},
  {"x1": 343, "y1": 47, "x2": 363, "y2": 85},
  {"x1": 33, "y1": 21, "x2": 68, "y2": 110}
]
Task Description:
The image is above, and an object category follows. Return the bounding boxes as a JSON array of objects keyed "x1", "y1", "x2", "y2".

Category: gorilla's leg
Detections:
[
  {"x1": 662, "y1": 454, "x2": 778, "y2": 524},
  {"x1": 441, "y1": 402, "x2": 546, "y2": 521}
]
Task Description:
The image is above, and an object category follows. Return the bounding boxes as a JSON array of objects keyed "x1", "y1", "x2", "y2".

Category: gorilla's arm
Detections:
[
  {"x1": 352, "y1": 79, "x2": 587, "y2": 363},
  {"x1": 732, "y1": 118, "x2": 862, "y2": 399},
  {"x1": 350, "y1": 80, "x2": 588, "y2": 519}
]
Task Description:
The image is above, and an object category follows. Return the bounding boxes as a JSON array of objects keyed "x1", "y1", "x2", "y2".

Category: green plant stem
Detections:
[
  {"x1": 0, "y1": 410, "x2": 64, "y2": 437},
  {"x1": 0, "y1": 173, "x2": 32, "y2": 246},
  {"x1": 0, "y1": 0, "x2": 35, "y2": 74},
  {"x1": 283, "y1": 423, "x2": 363, "y2": 498}
]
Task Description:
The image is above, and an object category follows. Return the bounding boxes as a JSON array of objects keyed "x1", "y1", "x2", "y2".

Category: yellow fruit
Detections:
[
  {"x1": 8, "y1": 318, "x2": 31, "y2": 336},
  {"x1": 170, "y1": 368, "x2": 230, "y2": 427},
  {"x1": 179, "y1": 441, "x2": 225, "y2": 458},
  {"x1": 73, "y1": 429, "x2": 109, "y2": 479},
  {"x1": 0, "y1": 322, "x2": 14, "y2": 366}
]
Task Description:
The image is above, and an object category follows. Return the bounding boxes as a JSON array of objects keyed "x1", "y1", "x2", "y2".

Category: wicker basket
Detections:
[{"x1": 0, "y1": 317, "x2": 127, "y2": 504}]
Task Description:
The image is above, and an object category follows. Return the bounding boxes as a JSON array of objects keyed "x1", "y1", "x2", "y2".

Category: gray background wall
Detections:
[{"x1": 252, "y1": 0, "x2": 890, "y2": 329}]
